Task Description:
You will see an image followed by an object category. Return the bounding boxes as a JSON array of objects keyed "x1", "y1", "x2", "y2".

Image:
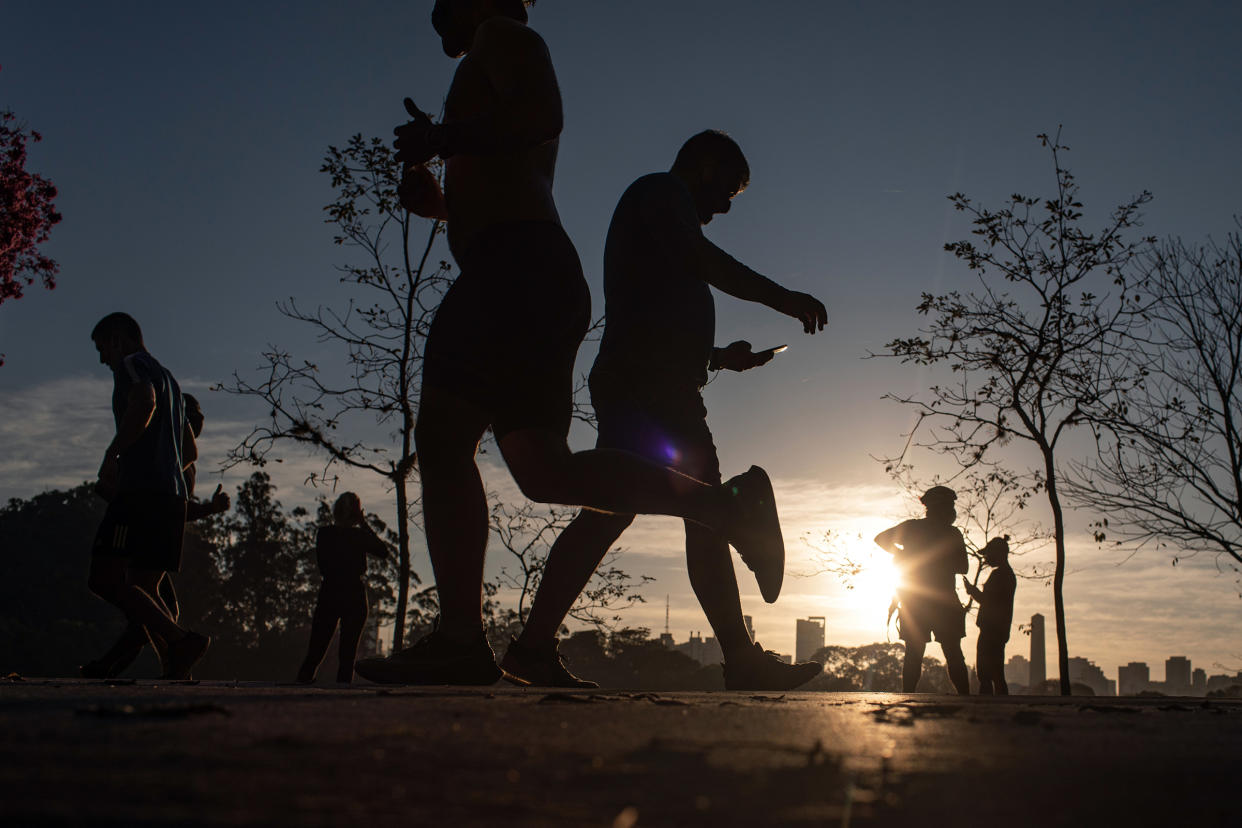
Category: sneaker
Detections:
[
  {"x1": 500, "y1": 636, "x2": 598, "y2": 689},
  {"x1": 723, "y1": 642, "x2": 822, "y2": 691},
  {"x1": 162, "y1": 632, "x2": 210, "y2": 680},
  {"x1": 354, "y1": 629, "x2": 502, "y2": 686},
  {"x1": 721, "y1": 466, "x2": 785, "y2": 602}
]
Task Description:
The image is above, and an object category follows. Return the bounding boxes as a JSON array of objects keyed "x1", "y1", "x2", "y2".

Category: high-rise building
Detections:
[
  {"x1": 1004, "y1": 654, "x2": 1030, "y2": 688},
  {"x1": 675, "y1": 632, "x2": 723, "y2": 666},
  {"x1": 1166, "y1": 656, "x2": 1192, "y2": 691},
  {"x1": 1029, "y1": 613, "x2": 1046, "y2": 687},
  {"x1": 1118, "y1": 662, "x2": 1150, "y2": 696},
  {"x1": 1192, "y1": 668, "x2": 1207, "y2": 694},
  {"x1": 743, "y1": 615, "x2": 755, "y2": 642},
  {"x1": 1068, "y1": 657, "x2": 1114, "y2": 696},
  {"x1": 795, "y1": 617, "x2": 826, "y2": 663}
]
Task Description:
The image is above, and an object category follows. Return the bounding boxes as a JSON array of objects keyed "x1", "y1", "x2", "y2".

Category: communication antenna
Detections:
[{"x1": 664, "y1": 594, "x2": 670, "y2": 637}]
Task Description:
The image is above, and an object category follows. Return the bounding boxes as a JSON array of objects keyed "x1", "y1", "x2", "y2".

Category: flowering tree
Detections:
[{"x1": 1, "y1": 81, "x2": 61, "y2": 307}]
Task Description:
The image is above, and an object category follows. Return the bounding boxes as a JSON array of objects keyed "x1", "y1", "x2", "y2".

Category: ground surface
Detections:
[{"x1": 1, "y1": 678, "x2": 1238, "y2": 827}]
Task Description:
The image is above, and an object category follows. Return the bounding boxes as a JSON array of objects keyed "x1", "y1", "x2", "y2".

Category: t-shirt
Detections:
[
  {"x1": 976, "y1": 564, "x2": 1016, "y2": 633},
  {"x1": 593, "y1": 172, "x2": 716, "y2": 389},
  {"x1": 888, "y1": 518, "x2": 969, "y2": 595},
  {"x1": 111, "y1": 351, "x2": 187, "y2": 498},
  {"x1": 315, "y1": 525, "x2": 388, "y2": 582}
]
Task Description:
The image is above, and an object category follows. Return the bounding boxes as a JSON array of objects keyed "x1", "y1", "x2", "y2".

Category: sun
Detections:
[{"x1": 844, "y1": 540, "x2": 901, "y2": 611}]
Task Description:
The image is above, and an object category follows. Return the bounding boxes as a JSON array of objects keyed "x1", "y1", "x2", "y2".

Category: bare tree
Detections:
[
  {"x1": 489, "y1": 499, "x2": 654, "y2": 631},
  {"x1": 879, "y1": 130, "x2": 1152, "y2": 694},
  {"x1": 1067, "y1": 224, "x2": 1242, "y2": 589},
  {"x1": 219, "y1": 136, "x2": 451, "y2": 651}
]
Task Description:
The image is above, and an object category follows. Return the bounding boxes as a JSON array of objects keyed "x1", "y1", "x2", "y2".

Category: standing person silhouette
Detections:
[
  {"x1": 963, "y1": 536, "x2": 1016, "y2": 695},
  {"x1": 874, "y1": 486, "x2": 970, "y2": 695},
  {"x1": 297, "y1": 493, "x2": 389, "y2": 685},
  {"x1": 82, "y1": 393, "x2": 229, "y2": 678},
  {"x1": 87, "y1": 312, "x2": 210, "y2": 680},
  {"x1": 356, "y1": 0, "x2": 817, "y2": 685},
  {"x1": 502, "y1": 132, "x2": 827, "y2": 689}
]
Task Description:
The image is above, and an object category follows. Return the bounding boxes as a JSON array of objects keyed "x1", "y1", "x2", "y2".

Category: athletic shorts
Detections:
[
  {"x1": 91, "y1": 492, "x2": 187, "y2": 573},
  {"x1": 423, "y1": 221, "x2": 592, "y2": 440},
  {"x1": 897, "y1": 590, "x2": 966, "y2": 644},
  {"x1": 590, "y1": 373, "x2": 721, "y2": 485}
]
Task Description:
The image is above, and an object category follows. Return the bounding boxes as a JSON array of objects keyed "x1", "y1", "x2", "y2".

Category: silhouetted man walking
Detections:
[
  {"x1": 356, "y1": 0, "x2": 818, "y2": 685},
  {"x1": 87, "y1": 312, "x2": 210, "y2": 680},
  {"x1": 963, "y1": 536, "x2": 1016, "y2": 695},
  {"x1": 502, "y1": 131, "x2": 827, "y2": 689},
  {"x1": 874, "y1": 486, "x2": 970, "y2": 694},
  {"x1": 82, "y1": 393, "x2": 229, "y2": 678}
]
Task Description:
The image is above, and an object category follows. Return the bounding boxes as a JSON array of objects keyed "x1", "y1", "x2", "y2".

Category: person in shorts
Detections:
[
  {"x1": 87, "y1": 312, "x2": 210, "y2": 680},
  {"x1": 501, "y1": 132, "x2": 828, "y2": 690},
  {"x1": 963, "y1": 536, "x2": 1016, "y2": 695},
  {"x1": 355, "y1": 1, "x2": 810, "y2": 685},
  {"x1": 874, "y1": 486, "x2": 971, "y2": 694},
  {"x1": 82, "y1": 393, "x2": 229, "y2": 678}
]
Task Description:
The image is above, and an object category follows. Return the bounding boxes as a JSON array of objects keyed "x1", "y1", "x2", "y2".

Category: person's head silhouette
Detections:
[
  {"x1": 90, "y1": 312, "x2": 144, "y2": 371},
  {"x1": 982, "y1": 535, "x2": 1010, "y2": 567},
  {"x1": 671, "y1": 130, "x2": 751, "y2": 225},
  {"x1": 332, "y1": 492, "x2": 363, "y2": 528},
  {"x1": 920, "y1": 485, "x2": 957, "y2": 525},
  {"x1": 432, "y1": 0, "x2": 532, "y2": 58}
]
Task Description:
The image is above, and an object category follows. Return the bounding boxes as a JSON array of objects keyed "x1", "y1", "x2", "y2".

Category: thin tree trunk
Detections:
[
  {"x1": 1045, "y1": 456, "x2": 1071, "y2": 696},
  {"x1": 393, "y1": 476, "x2": 410, "y2": 653}
]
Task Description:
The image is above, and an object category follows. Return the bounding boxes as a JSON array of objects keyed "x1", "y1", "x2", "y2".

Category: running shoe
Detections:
[
  {"x1": 500, "y1": 636, "x2": 598, "y2": 689},
  {"x1": 354, "y1": 629, "x2": 502, "y2": 686},
  {"x1": 162, "y1": 631, "x2": 210, "y2": 680},
  {"x1": 721, "y1": 465, "x2": 785, "y2": 602},
  {"x1": 722, "y1": 642, "x2": 822, "y2": 691}
]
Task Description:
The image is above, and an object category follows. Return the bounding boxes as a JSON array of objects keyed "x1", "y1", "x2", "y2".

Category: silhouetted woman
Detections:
[{"x1": 297, "y1": 492, "x2": 388, "y2": 684}]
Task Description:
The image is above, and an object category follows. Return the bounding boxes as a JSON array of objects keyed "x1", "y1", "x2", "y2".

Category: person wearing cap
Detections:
[
  {"x1": 963, "y1": 536, "x2": 1016, "y2": 695},
  {"x1": 874, "y1": 486, "x2": 971, "y2": 694}
]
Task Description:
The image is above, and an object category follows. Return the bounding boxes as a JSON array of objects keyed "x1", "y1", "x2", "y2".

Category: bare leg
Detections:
[
  {"x1": 122, "y1": 568, "x2": 187, "y2": 644},
  {"x1": 518, "y1": 510, "x2": 634, "y2": 647},
  {"x1": 684, "y1": 522, "x2": 751, "y2": 658},
  {"x1": 414, "y1": 386, "x2": 492, "y2": 641},
  {"x1": 941, "y1": 638, "x2": 971, "y2": 696},
  {"x1": 902, "y1": 640, "x2": 926, "y2": 692},
  {"x1": 498, "y1": 429, "x2": 725, "y2": 529},
  {"x1": 336, "y1": 583, "x2": 369, "y2": 683}
]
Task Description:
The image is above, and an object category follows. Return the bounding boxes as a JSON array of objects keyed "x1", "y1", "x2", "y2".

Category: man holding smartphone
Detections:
[{"x1": 503, "y1": 131, "x2": 829, "y2": 689}]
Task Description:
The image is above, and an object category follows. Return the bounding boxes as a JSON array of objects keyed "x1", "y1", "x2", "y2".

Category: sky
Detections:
[{"x1": 3, "y1": 1, "x2": 1241, "y2": 682}]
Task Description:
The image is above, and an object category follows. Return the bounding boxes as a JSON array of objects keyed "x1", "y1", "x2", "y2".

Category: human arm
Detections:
[
  {"x1": 962, "y1": 576, "x2": 985, "y2": 602},
  {"x1": 708, "y1": 340, "x2": 776, "y2": 372},
  {"x1": 874, "y1": 523, "x2": 905, "y2": 555},
  {"x1": 97, "y1": 381, "x2": 157, "y2": 488},
  {"x1": 394, "y1": 21, "x2": 561, "y2": 163},
  {"x1": 181, "y1": 422, "x2": 198, "y2": 470},
  {"x1": 397, "y1": 164, "x2": 449, "y2": 220},
  {"x1": 186, "y1": 484, "x2": 230, "y2": 522},
  {"x1": 696, "y1": 241, "x2": 827, "y2": 334}
]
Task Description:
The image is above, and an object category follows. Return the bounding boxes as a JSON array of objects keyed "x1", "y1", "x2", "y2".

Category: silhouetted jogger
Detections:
[
  {"x1": 874, "y1": 486, "x2": 970, "y2": 695},
  {"x1": 504, "y1": 132, "x2": 828, "y2": 690},
  {"x1": 298, "y1": 493, "x2": 388, "y2": 684},
  {"x1": 83, "y1": 393, "x2": 230, "y2": 678},
  {"x1": 963, "y1": 536, "x2": 1016, "y2": 695},
  {"x1": 355, "y1": 0, "x2": 808, "y2": 686},
  {"x1": 86, "y1": 312, "x2": 210, "y2": 680}
]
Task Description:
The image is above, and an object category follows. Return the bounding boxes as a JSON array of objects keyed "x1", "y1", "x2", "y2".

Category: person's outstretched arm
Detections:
[
  {"x1": 874, "y1": 523, "x2": 904, "y2": 554},
  {"x1": 696, "y1": 241, "x2": 827, "y2": 334}
]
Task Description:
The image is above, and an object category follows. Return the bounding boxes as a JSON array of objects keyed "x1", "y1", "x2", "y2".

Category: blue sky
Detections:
[{"x1": 3, "y1": 1, "x2": 1240, "y2": 678}]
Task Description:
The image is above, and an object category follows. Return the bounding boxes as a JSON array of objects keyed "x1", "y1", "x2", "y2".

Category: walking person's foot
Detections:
[
  {"x1": 721, "y1": 466, "x2": 785, "y2": 602},
  {"x1": 162, "y1": 632, "x2": 210, "y2": 680},
  {"x1": 80, "y1": 659, "x2": 112, "y2": 680},
  {"x1": 722, "y1": 642, "x2": 822, "y2": 691},
  {"x1": 500, "y1": 636, "x2": 598, "y2": 689},
  {"x1": 354, "y1": 628, "x2": 502, "y2": 686}
]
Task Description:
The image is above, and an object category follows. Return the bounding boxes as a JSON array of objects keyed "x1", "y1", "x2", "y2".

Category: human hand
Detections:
[
  {"x1": 209, "y1": 484, "x2": 230, "y2": 515},
  {"x1": 393, "y1": 98, "x2": 439, "y2": 167},
  {"x1": 397, "y1": 164, "x2": 444, "y2": 218},
  {"x1": 714, "y1": 340, "x2": 776, "y2": 372},
  {"x1": 779, "y1": 291, "x2": 827, "y2": 334}
]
